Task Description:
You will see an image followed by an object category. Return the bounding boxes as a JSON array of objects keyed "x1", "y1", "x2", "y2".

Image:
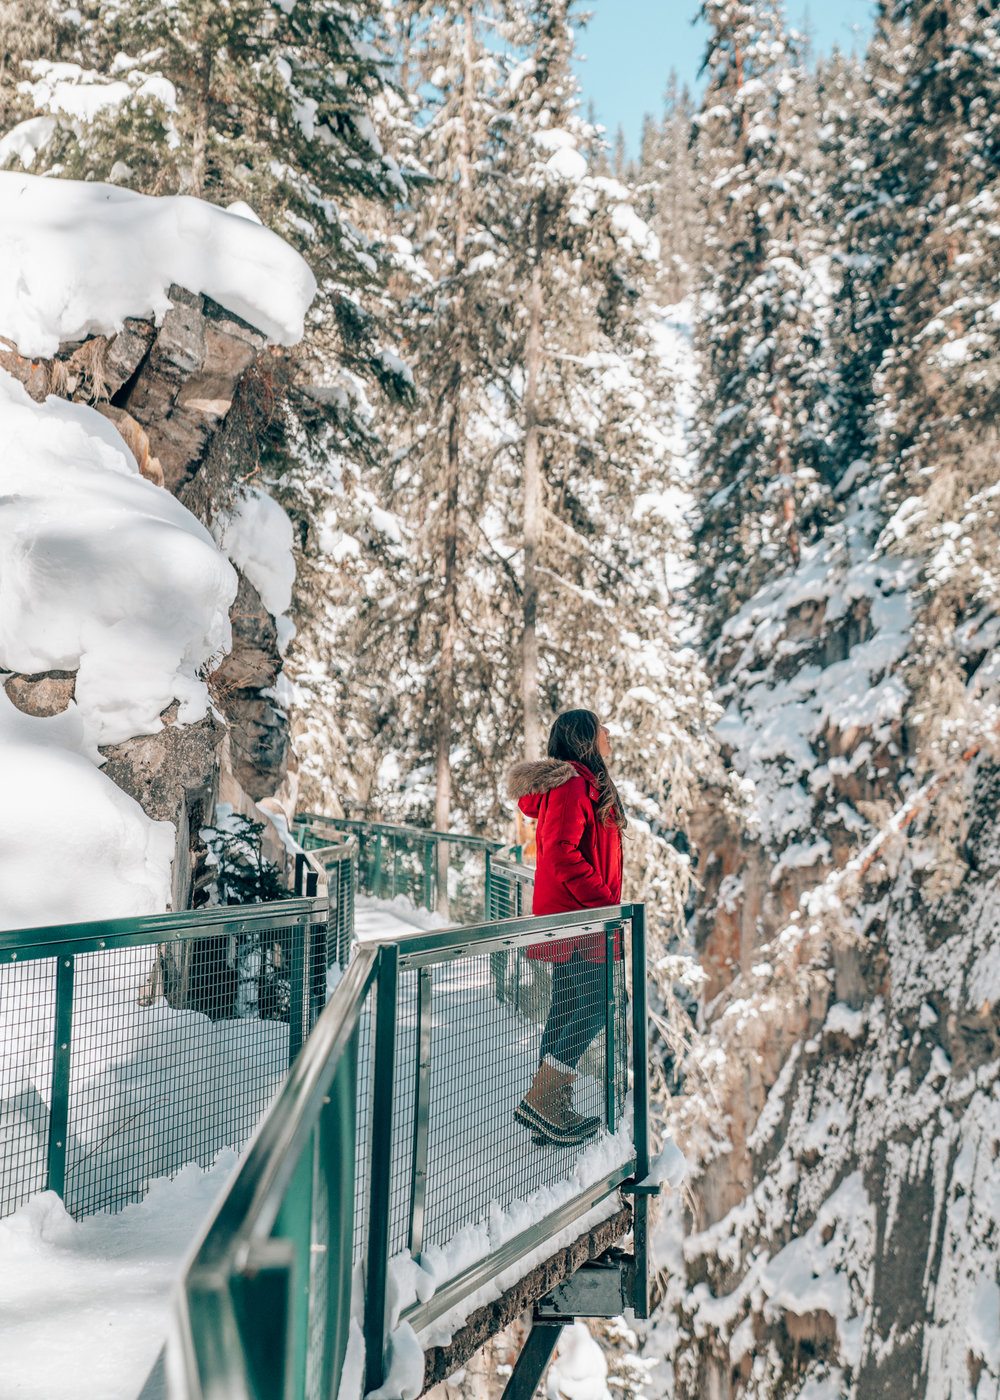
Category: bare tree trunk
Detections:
[
  {"x1": 522, "y1": 209, "x2": 544, "y2": 761},
  {"x1": 186, "y1": 53, "x2": 211, "y2": 197},
  {"x1": 435, "y1": 401, "x2": 460, "y2": 912},
  {"x1": 433, "y1": 7, "x2": 475, "y2": 912}
]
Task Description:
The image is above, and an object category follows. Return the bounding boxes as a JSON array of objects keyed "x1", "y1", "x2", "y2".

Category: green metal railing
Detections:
[
  {"x1": 295, "y1": 838, "x2": 356, "y2": 970},
  {"x1": 487, "y1": 849, "x2": 534, "y2": 920},
  {"x1": 297, "y1": 814, "x2": 504, "y2": 923},
  {"x1": 178, "y1": 902, "x2": 651, "y2": 1400},
  {"x1": 0, "y1": 898, "x2": 327, "y2": 1220}
]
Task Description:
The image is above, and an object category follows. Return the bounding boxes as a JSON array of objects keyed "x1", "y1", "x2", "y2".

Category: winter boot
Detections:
[{"x1": 514, "y1": 1060, "x2": 600, "y2": 1146}]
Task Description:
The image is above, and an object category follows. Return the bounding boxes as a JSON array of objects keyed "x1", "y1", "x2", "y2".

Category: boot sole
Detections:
[{"x1": 514, "y1": 1100, "x2": 601, "y2": 1147}]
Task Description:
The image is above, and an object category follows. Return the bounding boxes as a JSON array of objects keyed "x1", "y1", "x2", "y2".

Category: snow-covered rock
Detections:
[
  {"x1": 0, "y1": 693, "x2": 175, "y2": 929},
  {"x1": 0, "y1": 172, "x2": 317, "y2": 355},
  {"x1": 214, "y1": 486, "x2": 296, "y2": 619},
  {"x1": 0, "y1": 370, "x2": 237, "y2": 750},
  {"x1": 547, "y1": 1322, "x2": 611, "y2": 1400}
]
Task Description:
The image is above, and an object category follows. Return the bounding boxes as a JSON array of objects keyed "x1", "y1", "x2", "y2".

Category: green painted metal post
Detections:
[
  {"x1": 288, "y1": 917, "x2": 310, "y2": 1067},
  {"x1": 364, "y1": 945, "x2": 398, "y2": 1393},
  {"x1": 423, "y1": 840, "x2": 434, "y2": 912},
  {"x1": 408, "y1": 967, "x2": 432, "y2": 1258},
  {"x1": 630, "y1": 905, "x2": 651, "y2": 1318},
  {"x1": 273, "y1": 1132, "x2": 315, "y2": 1398},
  {"x1": 484, "y1": 856, "x2": 493, "y2": 922},
  {"x1": 604, "y1": 930, "x2": 617, "y2": 1135},
  {"x1": 319, "y1": 1021, "x2": 360, "y2": 1399},
  {"x1": 47, "y1": 955, "x2": 74, "y2": 1198},
  {"x1": 373, "y1": 831, "x2": 384, "y2": 900}
]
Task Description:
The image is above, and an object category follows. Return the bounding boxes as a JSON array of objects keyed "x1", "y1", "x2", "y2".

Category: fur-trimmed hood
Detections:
[{"x1": 506, "y1": 758, "x2": 597, "y2": 802}]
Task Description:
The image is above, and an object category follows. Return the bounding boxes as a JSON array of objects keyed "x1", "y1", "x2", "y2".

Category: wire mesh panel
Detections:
[
  {"x1": 487, "y1": 857, "x2": 532, "y2": 922},
  {"x1": 298, "y1": 839, "x2": 357, "y2": 970},
  {"x1": 415, "y1": 924, "x2": 632, "y2": 1257},
  {"x1": 336, "y1": 854, "x2": 355, "y2": 968},
  {"x1": 352, "y1": 986, "x2": 375, "y2": 1268},
  {"x1": 0, "y1": 957, "x2": 56, "y2": 1217},
  {"x1": 387, "y1": 968, "x2": 419, "y2": 1257},
  {"x1": 0, "y1": 904, "x2": 326, "y2": 1221},
  {"x1": 298, "y1": 815, "x2": 502, "y2": 921},
  {"x1": 62, "y1": 943, "x2": 292, "y2": 1216}
]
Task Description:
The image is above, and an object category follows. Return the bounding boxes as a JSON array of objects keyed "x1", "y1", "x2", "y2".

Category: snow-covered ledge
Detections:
[{"x1": 0, "y1": 174, "x2": 316, "y2": 929}]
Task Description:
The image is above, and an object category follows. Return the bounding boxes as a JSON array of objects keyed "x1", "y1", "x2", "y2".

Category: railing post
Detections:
[
  {"x1": 47, "y1": 954, "x2": 74, "y2": 1198},
  {"x1": 408, "y1": 967, "x2": 432, "y2": 1258},
  {"x1": 365, "y1": 944, "x2": 398, "y2": 1393},
  {"x1": 604, "y1": 929, "x2": 617, "y2": 1135},
  {"x1": 288, "y1": 915, "x2": 311, "y2": 1066},
  {"x1": 484, "y1": 854, "x2": 493, "y2": 922},
  {"x1": 423, "y1": 840, "x2": 435, "y2": 912},
  {"x1": 630, "y1": 904, "x2": 651, "y2": 1318},
  {"x1": 341, "y1": 852, "x2": 355, "y2": 967},
  {"x1": 373, "y1": 831, "x2": 384, "y2": 899},
  {"x1": 294, "y1": 852, "x2": 306, "y2": 896}
]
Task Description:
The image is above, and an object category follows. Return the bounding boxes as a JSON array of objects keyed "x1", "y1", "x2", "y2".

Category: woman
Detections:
[{"x1": 506, "y1": 709, "x2": 626, "y2": 1147}]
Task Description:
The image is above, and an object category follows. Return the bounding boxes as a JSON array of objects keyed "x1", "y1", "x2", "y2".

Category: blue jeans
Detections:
[{"x1": 539, "y1": 952, "x2": 606, "y2": 1071}]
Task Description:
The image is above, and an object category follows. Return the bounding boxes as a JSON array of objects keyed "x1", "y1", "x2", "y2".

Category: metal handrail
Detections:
[
  {"x1": 382, "y1": 901, "x2": 633, "y2": 965},
  {"x1": 176, "y1": 902, "x2": 651, "y2": 1400},
  {"x1": 298, "y1": 812, "x2": 504, "y2": 852},
  {"x1": 489, "y1": 854, "x2": 536, "y2": 882},
  {"x1": 0, "y1": 897, "x2": 323, "y2": 961},
  {"x1": 175, "y1": 946, "x2": 380, "y2": 1400}
]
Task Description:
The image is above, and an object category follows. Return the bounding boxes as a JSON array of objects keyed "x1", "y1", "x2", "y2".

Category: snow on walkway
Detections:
[
  {"x1": 0, "y1": 1153, "x2": 237, "y2": 1400},
  {"x1": 354, "y1": 894, "x2": 448, "y2": 941},
  {"x1": 0, "y1": 897, "x2": 633, "y2": 1399}
]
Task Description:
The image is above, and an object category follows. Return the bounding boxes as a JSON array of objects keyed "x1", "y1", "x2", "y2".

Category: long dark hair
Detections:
[{"x1": 547, "y1": 709, "x2": 627, "y2": 832}]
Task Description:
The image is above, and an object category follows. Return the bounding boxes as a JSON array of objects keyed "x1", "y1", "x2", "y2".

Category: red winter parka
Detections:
[{"x1": 507, "y1": 758, "x2": 623, "y2": 963}]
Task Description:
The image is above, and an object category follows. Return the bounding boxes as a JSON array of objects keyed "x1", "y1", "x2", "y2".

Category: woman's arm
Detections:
[{"x1": 545, "y1": 780, "x2": 615, "y2": 906}]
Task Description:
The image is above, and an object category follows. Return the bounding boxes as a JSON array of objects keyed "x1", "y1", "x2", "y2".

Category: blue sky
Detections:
[{"x1": 572, "y1": 1, "x2": 877, "y2": 157}]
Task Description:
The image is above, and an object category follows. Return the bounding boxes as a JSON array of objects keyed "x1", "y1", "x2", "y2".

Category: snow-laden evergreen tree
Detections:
[
  {"x1": 1, "y1": 0, "x2": 413, "y2": 426},
  {"x1": 861, "y1": 0, "x2": 1000, "y2": 784},
  {"x1": 691, "y1": 0, "x2": 836, "y2": 637},
  {"x1": 487, "y1": 0, "x2": 674, "y2": 760},
  {"x1": 872, "y1": 0, "x2": 1000, "y2": 507},
  {"x1": 377, "y1": 2, "x2": 525, "y2": 862},
  {"x1": 0, "y1": 0, "x2": 71, "y2": 141},
  {"x1": 631, "y1": 75, "x2": 701, "y2": 303},
  {"x1": 478, "y1": 0, "x2": 721, "y2": 943},
  {"x1": 813, "y1": 41, "x2": 893, "y2": 478}
]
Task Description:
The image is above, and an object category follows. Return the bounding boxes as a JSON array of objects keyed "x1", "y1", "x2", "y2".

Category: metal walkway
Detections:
[{"x1": 0, "y1": 817, "x2": 655, "y2": 1400}]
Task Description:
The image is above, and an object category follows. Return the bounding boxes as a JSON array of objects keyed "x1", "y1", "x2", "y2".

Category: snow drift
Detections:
[
  {"x1": 0, "y1": 171, "x2": 317, "y2": 354},
  {"x1": 0, "y1": 372, "x2": 238, "y2": 750}
]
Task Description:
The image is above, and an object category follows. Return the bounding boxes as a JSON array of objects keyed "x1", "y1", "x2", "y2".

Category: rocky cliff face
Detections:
[
  {"x1": 0, "y1": 284, "x2": 296, "y2": 907},
  {"x1": 648, "y1": 472, "x2": 1000, "y2": 1399}
]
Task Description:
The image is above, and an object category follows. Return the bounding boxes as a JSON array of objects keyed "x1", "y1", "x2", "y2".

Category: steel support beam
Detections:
[{"x1": 502, "y1": 1322, "x2": 563, "y2": 1400}]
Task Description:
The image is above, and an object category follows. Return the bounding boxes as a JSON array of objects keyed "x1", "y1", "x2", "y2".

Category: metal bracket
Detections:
[
  {"x1": 534, "y1": 1250, "x2": 636, "y2": 1320},
  {"x1": 619, "y1": 1179, "x2": 662, "y2": 1197}
]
